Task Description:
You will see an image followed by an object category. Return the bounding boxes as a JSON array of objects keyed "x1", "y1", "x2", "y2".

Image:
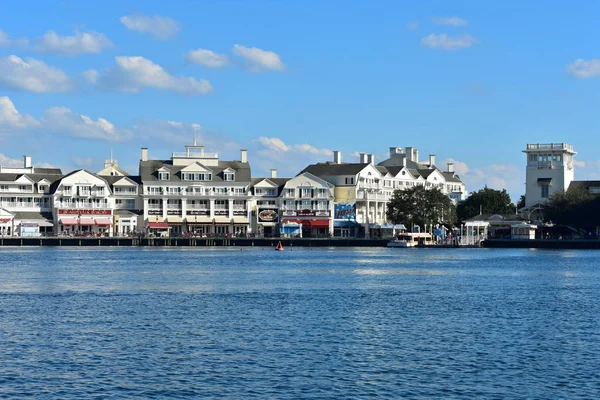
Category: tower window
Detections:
[{"x1": 541, "y1": 185, "x2": 549, "y2": 198}]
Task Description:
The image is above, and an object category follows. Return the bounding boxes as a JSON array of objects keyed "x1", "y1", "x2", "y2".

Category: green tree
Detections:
[
  {"x1": 517, "y1": 195, "x2": 526, "y2": 210},
  {"x1": 543, "y1": 187, "x2": 598, "y2": 228},
  {"x1": 456, "y1": 186, "x2": 515, "y2": 222},
  {"x1": 386, "y1": 186, "x2": 456, "y2": 229}
]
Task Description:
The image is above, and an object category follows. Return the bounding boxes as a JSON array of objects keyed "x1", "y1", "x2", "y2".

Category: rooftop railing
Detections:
[
  {"x1": 172, "y1": 151, "x2": 219, "y2": 159},
  {"x1": 526, "y1": 143, "x2": 573, "y2": 151}
]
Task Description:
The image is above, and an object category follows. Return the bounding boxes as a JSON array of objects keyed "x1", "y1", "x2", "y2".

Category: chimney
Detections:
[
  {"x1": 414, "y1": 149, "x2": 419, "y2": 163},
  {"x1": 429, "y1": 154, "x2": 436, "y2": 168},
  {"x1": 389, "y1": 147, "x2": 399, "y2": 158},
  {"x1": 359, "y1": 152, "x2": 367, "y2": 163},
  {"x1": 402, "y1": 156, "x2": 407, "y2": 168},
  {"x1": 368, "y1": 154, "x2": 375, "y2": 165},
  {"x1": 240, "y1": 149, "x2": 248, "y2": 163},
  {"x1": 270, "y1": 169, "x2": 277, "y2": 179},
  {"x1": 447, "y1": 162, "x2": 455, "y2": 173},
  {"x1": 333, "y1": 150, "x2": 341, "y2": 164},
  {"x1": 405, "y1": 147, "x2": 414, "y2": 162},
  {"x1": 141, "y1": 147, "x2": 148, "y2": 162},
  {"x1": 23, "y1": 155, "x2": 32, "y2": 168}
]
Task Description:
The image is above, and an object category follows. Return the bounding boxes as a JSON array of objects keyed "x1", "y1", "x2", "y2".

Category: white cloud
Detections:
[
  {"x1": 232, "y1": 44, "x2": 285, "y2": 72},
  {"x1": 35, "y1": 30, "x2": 113, "y2": 56},
  {"x1": 566, "y1": 59, "x2": 600, "y2": 79},
  {"x1": 575, "y1": 160, "x2": 600, "y2": 180},
  {"x1": 444, "y1": 158, "x2": 523, "y2": 200},
  {"x1": 120, "y1": 14, "x2": 180, "y2": 40},
  {"x1": 252, "y1": 137, "x2": 333, "y2": 176},
  {"x1": 0, "y1": 96, "x2": 40, "y2": 131},
  {"x1": 186, "y1": 49, "x2": 229, "y2": 68},
  {"x1": 0, "y1": 55, "x2": 74, "y2": 92},
  {"x1": 133, "y1": 119, "x2": 239, "y2": 153},
  {"x1": 0, "y1": 29, "x2": 28, "y2": 47},
  {"x1": 41, "y1": 107, "x2": 132, "y2": 141},
  {"x1": 92, "y1": 56, "x2": 213, "y2": 95},
  {"x1": 82, "y1": 68, "x2": 99, "y2": 84},
  {"x1": 0, "y1": 153, "x2": 25, "y2": 167},
  {"x1": 257, "y1": 137, "x2": 291, "y2": 152},
  {"x1": 71, "y1": 156, "x2": 94, "y2": 167},
  {"x1": 406, "y1": 22, "x2": 419, "y2": 31},
  {"x1": 421, "y1": 33, "x2": 479, "y2": 50},
  {"x1": 431, "y1": 17, "x2": 468, "y2": 27}
]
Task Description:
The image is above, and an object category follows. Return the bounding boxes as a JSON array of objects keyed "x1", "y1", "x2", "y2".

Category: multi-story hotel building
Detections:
[
  {"x1": 51, "y1": 169, "x2": 114, "y2": 236},
  {"x1": 97, "y1": 157, "x2": 143, "y2": 236},
  {"x1": 0, "y1": 156, "x2": 60, "y2": 236},
  {"x1": 139, "y1": 142, "x2": 251, "y2": 237},
  {"x1": 302, "y1": 146, "x2": 466, "y2": 237},
  {"x1": 249, "y1": 170, "x2": 335, "y2": 238}
]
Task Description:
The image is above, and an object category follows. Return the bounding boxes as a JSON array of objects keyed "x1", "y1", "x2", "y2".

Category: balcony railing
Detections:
[{"x1": 56, "y1": 203, "x2": 110, "y2": 209}]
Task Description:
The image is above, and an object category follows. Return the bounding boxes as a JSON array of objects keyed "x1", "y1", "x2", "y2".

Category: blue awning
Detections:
[
  {"x1": 381, "y1": 223, "x2": 394, "y2": 229},
  {"x1": 334, "y1": 220, "x2": 361, "y2": 228},
  {"x1": 393, "y1": 224, "x2": 407, "y2": 230}
]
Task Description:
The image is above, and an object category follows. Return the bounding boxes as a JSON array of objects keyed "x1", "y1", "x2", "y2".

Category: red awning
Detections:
[
  {"x1": 95, "y1": 218, "x2": 112, "y2": 226},
  {"x1": 60, "y1": 218, "x2": 78, "y2": 226},
  {"x1": 148, "y1": 222, "x2": 169, "y2": 228},
  {"x1": 308, "y1": 220, "x2": 330, "y2": 228}
]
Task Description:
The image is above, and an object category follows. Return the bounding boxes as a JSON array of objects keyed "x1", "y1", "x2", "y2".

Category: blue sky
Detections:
[{"x1": 1, "y1": 0, "x2": 600, "y2": 200}]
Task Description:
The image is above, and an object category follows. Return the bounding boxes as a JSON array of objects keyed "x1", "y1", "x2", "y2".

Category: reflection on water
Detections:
[{"x1": 1, "y1": 247, "x2": 600, "y2": 398}]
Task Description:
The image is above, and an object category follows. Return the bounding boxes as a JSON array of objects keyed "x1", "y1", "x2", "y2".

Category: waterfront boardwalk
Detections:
[{"x1": 0, "y1": 237, "x2": 390, "y2": 247}]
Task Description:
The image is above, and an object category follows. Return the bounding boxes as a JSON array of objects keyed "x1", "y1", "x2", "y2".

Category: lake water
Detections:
[{"x1": 1, "y1": 247, "x2": 599, "y2": 399}]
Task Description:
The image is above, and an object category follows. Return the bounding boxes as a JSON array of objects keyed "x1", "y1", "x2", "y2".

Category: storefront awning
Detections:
[
  {"x1": 95, "y1": 218, "x2": 112, "y2": 226},
  {"x1": 334, "y1": 220, "x2": 361, "y2": 228},
  {"x1": 60, "y1": 218, "x2": 78, "y2": 226},
  {"x1": 147, "y1": 215, "x2": 163, "y2": 222},
  {"x1": 213, "y1": 217, "x2": 231, "y2": 224},
  {"x1": 167, "y1": 216, "x2": 183, "y2": 224},
  {"x1": 148, "y1": 222, "x2": 169, "y2": 228},
  {"x1": 37, "y1": 220, "x2": 54, "y2": 227},
  {"x1": 307, "y1": 220, "x2": 330, "y2": 228},
  {"x1": 186, "y1": 216, "x2": 212, "y2": 224},
  {"x1": 79, "y1": 217, "x2": 95, "y2": 225},
  {"x1": 282, "y1": 219, "x2": 303, "y2": 225},
  {"x1": 232, "y1": 217, "x2": 249, "y2": 224}
]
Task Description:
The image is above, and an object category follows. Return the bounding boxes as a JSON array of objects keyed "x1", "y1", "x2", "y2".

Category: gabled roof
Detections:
[
  {"x1": 568, "y1": 180, "x2": 600, "y2": 191},
  {"x1": 250, "y1": 177, "x2": 290, "y2": 196},
  {"x1": 49, "y1": 169, "x2": 112, "y2": 193},
  {"x1": 102, "y1": 175, "x2": 142, "y2": 187},
  {"x1": 300, "y1": 162, "x2": 370, "y2": 177},
  {"x1": 442, "y1": 172, "x2": 463, "y2": 183},
  {"x1": 180, "y1": 161, "x2": 213, "y2": 172},
  {"x1": 139, "y1": 159, "x2": 251, "y2": 183}
]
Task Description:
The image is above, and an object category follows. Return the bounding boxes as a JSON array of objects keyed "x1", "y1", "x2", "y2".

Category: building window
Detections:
[
  {"x1": 285, "y1": 189, "x2": 295, "y2": 197},
  {"x1": 224, "y1": 172, "x2": 235, "y2": 181},
  {"x1": 541, "y1": 185, "x2": 549, "y2": 198},
  {"x1": 301, "y1": 188, "x2": 312, "y2": 198},
  {"x1": 159, "y1": 171, "x2": 170, "y2": 180},
  {"x1": 148, "y1": 187, "x2": 161, "y2": 195},
  {"x1": 0, "y1": 185, "x2": 7, "y2": 192},
  {"x1": 345, "y1": 177, "x2": 354, "y2": 185}
]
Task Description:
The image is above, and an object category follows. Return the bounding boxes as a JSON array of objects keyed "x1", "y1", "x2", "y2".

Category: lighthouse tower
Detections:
[{"x1": 523, "y1": 143, "x2": 576, "y2": 207}]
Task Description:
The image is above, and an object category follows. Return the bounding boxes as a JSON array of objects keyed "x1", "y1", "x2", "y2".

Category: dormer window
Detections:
[
  {"x1": 224, "y1": 172, "x2": 235, "y2": 181},
  {"x1": 63, "y1": 186, "x2": 72, "y2": 195},
  {"x1": 159, "y1": 171, "x2": 170, "y2": 180}
]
